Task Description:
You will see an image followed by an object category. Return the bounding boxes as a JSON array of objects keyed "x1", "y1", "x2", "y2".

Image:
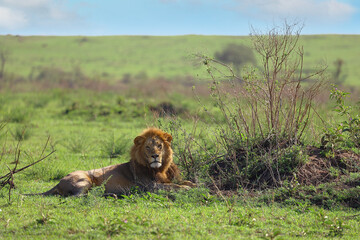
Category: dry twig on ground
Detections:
[{"x1": 0, "y1": 136, "x2": 55, "y2": 202}]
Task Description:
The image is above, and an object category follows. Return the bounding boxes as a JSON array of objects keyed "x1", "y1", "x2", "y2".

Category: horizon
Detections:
[{"x1": 2, "y1": 33, "x2": 360, "y2": 37}]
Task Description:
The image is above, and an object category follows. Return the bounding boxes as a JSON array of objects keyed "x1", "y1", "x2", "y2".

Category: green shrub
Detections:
[{"x1": 321, "y1": 85, "x2": 360, "y2": 152}]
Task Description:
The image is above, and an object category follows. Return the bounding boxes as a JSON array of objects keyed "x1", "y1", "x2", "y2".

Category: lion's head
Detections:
[{"x1": 131, "y1": 128, "x2": 173, "y2": 171}]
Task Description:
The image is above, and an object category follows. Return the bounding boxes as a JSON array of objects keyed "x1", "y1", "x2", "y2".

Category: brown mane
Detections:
[{"x1": 130, "y1": 128, "x2": 180, "y2": 184}]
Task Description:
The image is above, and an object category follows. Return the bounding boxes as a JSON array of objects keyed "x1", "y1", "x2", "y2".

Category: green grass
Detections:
[
  {"x1": 2, "y1": 186, "x2": 360, "y2": 239},
  {"x1": 0, "y1": 89, "x2": 359, "y2": 239},
  {"x1": 1, "y1": 188, "x2": 360, "y2": 239},
  {"x1": 1, "y1": 34, "x2": 359, "y2": 85}
]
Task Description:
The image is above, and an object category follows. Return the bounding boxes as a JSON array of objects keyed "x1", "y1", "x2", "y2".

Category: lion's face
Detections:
[
  {"x1": 143, "y1": 136, "x2": 165, "y2": 168},
  {"x1": 133, "y1": 129, "x2": 173, "y2": 169}
]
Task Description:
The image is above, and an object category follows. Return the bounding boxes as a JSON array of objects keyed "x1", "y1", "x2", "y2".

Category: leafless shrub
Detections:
[
  {"x1": 190, "y1": 22, "x2": 328, "y2": 189},
  {"x1": 245, "y1": 22, "x2": 326, "y2": 142}
]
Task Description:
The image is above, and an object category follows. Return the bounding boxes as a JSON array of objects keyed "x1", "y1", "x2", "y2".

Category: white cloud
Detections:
[
  {"x1": 158, "y1": 0, "x2": 356, "y2": 21},
  {"x1": 0, "y1": 6, "x2": 27, "y2": 29},
  {"x1": 234, "y1": 0, "x2": 356, "y2": 21},
  {"x1": 1, "y1": 0, "x2": 49, "y2": 8},
  {"x1": 0, "y1": 0, "x2": 77, "y2": 30},
  {"x1": 322, "y1": 0, "x2": 356, "y2": 19}
]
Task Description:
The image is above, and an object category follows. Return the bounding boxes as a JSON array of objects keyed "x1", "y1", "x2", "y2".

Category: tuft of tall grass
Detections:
[
  {"x1": 100, "y1": 132, "x2": 130, "y2": 159},
  {"x1": 4, "y1": 108, "x2": 28, "y2": 123},
  {"x1": 62, "y1": 132, "x2": 91, "y2": 154},
  {"x1": 12, "y1": 125, "x2": 31, "y2": 141}
]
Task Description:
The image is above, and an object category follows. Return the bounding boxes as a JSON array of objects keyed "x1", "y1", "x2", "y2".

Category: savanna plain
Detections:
[{"x1": 0, "y1": 31, "x2": 360, "y2": 239}]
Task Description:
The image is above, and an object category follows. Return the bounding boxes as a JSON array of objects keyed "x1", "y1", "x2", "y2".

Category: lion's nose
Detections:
[{"x1": 152, "y1": 154, "x2": 159, "y2": 159}]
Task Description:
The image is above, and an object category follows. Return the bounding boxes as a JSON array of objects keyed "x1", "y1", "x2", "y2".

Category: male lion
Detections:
[{"x1": 27, "y1": 128, "x2": 195, "y2": 196}]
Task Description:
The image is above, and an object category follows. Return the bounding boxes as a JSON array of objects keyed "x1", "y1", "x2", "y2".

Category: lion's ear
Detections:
[
  {"x1": 163, "y1": 133, "x2": 173, "y2": 143},
  {"x1": 134, "y1": 136, "x2": 145, "y2": 146}
]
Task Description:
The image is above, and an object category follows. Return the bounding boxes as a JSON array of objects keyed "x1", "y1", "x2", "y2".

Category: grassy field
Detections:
[
  {"x1": 0, "y1": 34, "x2": 359, "y2": 85},
  {"x1": 1, "y1": 33, "x2": 360, "y2": 239},
  {"x1": 2, "y1": 189, "x2": 360, "y2": 239},
  {"x1": 0, "y1": 89, "x2": 359, "y2": 239}
]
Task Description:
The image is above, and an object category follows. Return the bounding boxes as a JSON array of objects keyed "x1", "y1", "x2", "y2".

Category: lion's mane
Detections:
[{"x1": 129, "y1": 128, "x2": 180, "y2": 186}]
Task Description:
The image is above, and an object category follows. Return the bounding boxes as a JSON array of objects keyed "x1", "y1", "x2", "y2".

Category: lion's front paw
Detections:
[
  {"x1": 175, "y1": 184, "x2": 191, "y2": 190},
  {"x1": 180, "y1": 180, "x2": 197, "y2": 188},
  {"x1": 156, "y1": 183, "x2": 191, "y2": 191}
]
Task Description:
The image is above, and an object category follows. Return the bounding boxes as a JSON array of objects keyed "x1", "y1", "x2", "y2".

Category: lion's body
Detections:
[{"x1": 29, "y1": 128, "x2": 194, "y2": 196}]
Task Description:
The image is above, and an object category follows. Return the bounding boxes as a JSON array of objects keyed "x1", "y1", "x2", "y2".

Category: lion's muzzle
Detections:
[{"x1": 150, "y1": 155, "x2": 162, "y2": 168}]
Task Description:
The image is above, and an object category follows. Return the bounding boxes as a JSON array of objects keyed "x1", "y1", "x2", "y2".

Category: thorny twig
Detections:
[{"x1": 0, "y1": 136, "x2": 55, "y2": 202}]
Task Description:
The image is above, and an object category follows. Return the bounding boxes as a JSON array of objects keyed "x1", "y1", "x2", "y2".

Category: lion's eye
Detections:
[
  {"x1": 146, "y1": 146, "x2": 150, "y2": 150},
  {"x1": 158, "y1": 145, "x2": 162, "y2": 149}
]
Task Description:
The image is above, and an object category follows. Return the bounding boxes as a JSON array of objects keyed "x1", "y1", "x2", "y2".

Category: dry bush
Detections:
[
  {"x1": 0, "y1": 127, "x2": 55, "y2": 202},
  {"x1": 186, "y1": 22, "x2": 328, "y2": 189}
]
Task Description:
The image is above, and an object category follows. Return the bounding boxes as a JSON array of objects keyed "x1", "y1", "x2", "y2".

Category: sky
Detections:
[{"x1": 0, "y1": 0, "x2": 359, "y2": 36}]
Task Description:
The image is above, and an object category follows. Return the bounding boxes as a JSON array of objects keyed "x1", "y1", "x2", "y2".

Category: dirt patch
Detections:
[
  {"x1": 297, "y1": 146, "x2": 360, "y2": 186},
  {"x1": 207, "y1": 146, "x2": 360, "y2": 207},
  {"x1": 208, "y1": 146, "x2": 360, "y2": 191}
]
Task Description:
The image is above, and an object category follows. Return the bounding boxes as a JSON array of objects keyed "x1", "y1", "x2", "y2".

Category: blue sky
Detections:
[{"x1": 0, "y1": 0, "x2": 359, "y2": 36}]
